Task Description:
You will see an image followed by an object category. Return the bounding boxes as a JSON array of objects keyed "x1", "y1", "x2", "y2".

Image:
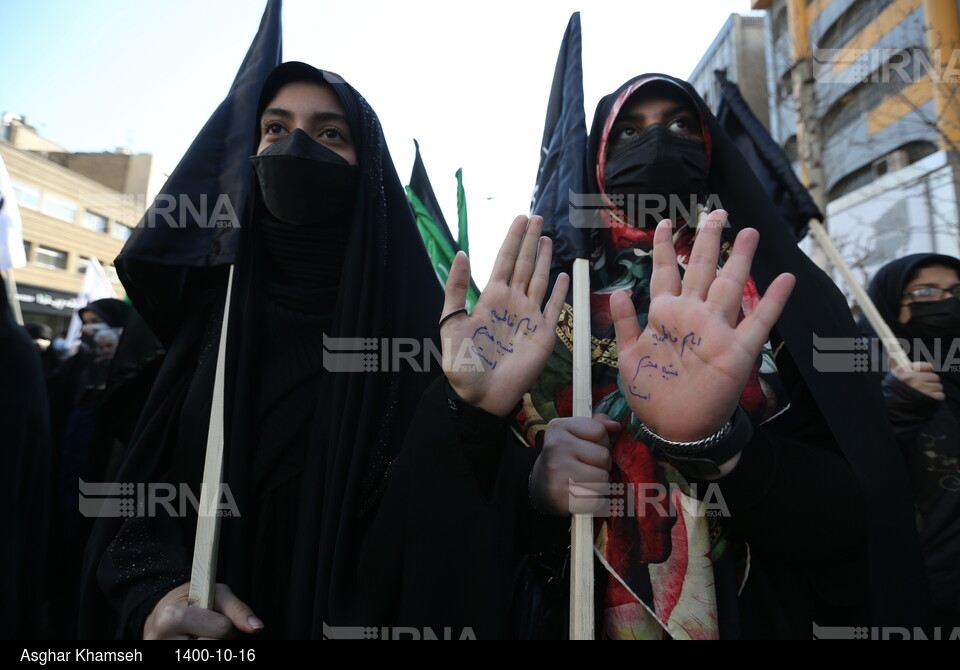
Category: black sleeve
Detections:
[
  {"x1": 709, "y1": 416, "x2": 867, "y2": 561},
  {"x1": 881, "y1": 372, "x2": 942, "y2": 444},
  {"x1": 355, "y1": 376, "x2": 568, "y2": 640},
  {"x1": 688, "y1": 345, "x2": 868, "y2": 563},
  {"x1": 442, "y1": 377, "x2": 520, "y2": 499},
  {"x1": 97, "y1": 516, "x2": 192, "y2": 638}
]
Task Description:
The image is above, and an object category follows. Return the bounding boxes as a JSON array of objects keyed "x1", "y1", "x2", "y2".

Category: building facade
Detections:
[
  {"x1": 1, "y1": 116, "x2": 151, "y2": 333},
  {"x1": 752, "y1": 0, "x2": 960, "y2": 282},
  {"x1": 688, "y1": 13, "x2": 772, "y2": 130}
]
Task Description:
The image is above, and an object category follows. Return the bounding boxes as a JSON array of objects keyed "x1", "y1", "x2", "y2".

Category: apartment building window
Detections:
[
  {"x1": 35, "y1": 246, "x2": 68, "y2": 270},
  {"x1": 76, "y1": 256, "x2": 90, "y2": 274},
  {"x1": 817, "y1": 0, "x2": 895, "y2": 51},
  {"x1": 822, "y1": 49, "x2": 918, "y2": 141},
  {"x1": 10, "y1": 180, "x2": 40, "y2": 210},
  {"x1": 104, "y1": 264, "x2": 120, "y2": 284},
  {"x1": 83, "y1": 210, "x2": 108, "y2": 233},
  {"x1": 110, "y1": 223, "x2": 131, "y2": 241},
  {"x1": 771, "y1": 5, "x2": 789, "y2": 44},
  {"x1": 42, "y1": 194, "x2": 77, "y2": 223}
]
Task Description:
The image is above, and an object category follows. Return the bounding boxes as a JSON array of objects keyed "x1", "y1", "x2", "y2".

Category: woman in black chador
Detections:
[
  {"x1": 866, "y1": 253, "x2": 960, "y2": 628},
  {"x1": 79, "y1": 59, "x2": 437, "y2": 638}
]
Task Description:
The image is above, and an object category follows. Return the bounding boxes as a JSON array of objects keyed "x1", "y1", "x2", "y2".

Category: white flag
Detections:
[
  {"x1": 0, "y1": 155, "x2": 27, "y2": 272},
  {"x1": 66, "y1": 257, "x2": 118, "y2": 347}
]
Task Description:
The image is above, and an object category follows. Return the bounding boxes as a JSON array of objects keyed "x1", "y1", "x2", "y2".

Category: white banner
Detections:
[{"x1": 0, "y1": 155, "x2": 27, "y2": 272}]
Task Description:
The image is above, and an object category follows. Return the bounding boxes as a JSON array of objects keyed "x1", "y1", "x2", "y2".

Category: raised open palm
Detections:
[
  {"x1": 612, "y1": 210, "x2": 796, "y2": 441},
  {"x1": 442, "y1": 215, "x2": 569, "y2": 416}
]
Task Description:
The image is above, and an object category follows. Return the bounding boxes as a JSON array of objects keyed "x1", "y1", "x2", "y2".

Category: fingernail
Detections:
[{"x1": 248, "y1": 616, "x2": 264, "y2": 630}]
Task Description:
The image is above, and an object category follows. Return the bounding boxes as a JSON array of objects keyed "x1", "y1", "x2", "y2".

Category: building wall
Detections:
[
  {"x1": 4, "y1": 119, "x2": 66, "y2": 153},
  {"x1": 820, "y1": 149, "x2": 960, "y2": 284},
  {"x1": 736, "y1": 16, "x2": 772, "y2": 128},
  {"x1": 688, "y1": 14, "x2": 771, "y2": 130},
  {"x1": 0, "y1": 138, "x2": 136, "y2": 328},
  {"x1": 46, "y1": 151, "x2": 152, "y2": 196}
]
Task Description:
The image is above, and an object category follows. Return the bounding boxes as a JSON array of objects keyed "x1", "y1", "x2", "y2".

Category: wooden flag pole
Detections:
[
  {"x1": 3, "y1": 269, "x2": 23, "y2": 326},
  {"x1": 189, "y1": 265, "x2": 235, "y2": 608},
  {"x1": 806, "y1": 219, "x2": 911, "y2": 369},
  {"x1": 570, "y1": 258, "x2": 594, "y2": 640}
]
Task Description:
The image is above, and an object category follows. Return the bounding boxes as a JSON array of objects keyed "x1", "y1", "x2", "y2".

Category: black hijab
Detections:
[
  {"x1": 79, "y1": 298, "x2": 131, "y2": 329},
  {"x1": 866, "y1": 252, "x2": 960, "y2": 403},
  {"x1": 568, "y1": 74, "x2": 928, "y2": 628},
  {"x1": 80, "y1": 62, "x2": 442, "y2": 638},
  {"x1": 866, "y1": 253, "x2": 960, "y2": 340}
]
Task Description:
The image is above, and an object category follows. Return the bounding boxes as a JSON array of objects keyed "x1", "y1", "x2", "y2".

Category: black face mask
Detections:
[
  {"x1": 603, "y1": 124, "x2": 708, "y2": 225},
  {"x1": 250, "y1": 128, "x2": 360, "y2": 227},
  {"x1": 902, "y1": 298, "x2": 960, "y2": 341}
]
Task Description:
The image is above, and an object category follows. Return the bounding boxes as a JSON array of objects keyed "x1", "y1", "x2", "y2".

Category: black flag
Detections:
[
  {"x1": 531, "y1": 12, "x2": 588, "y2": 273},
  {"x1": 714, "y1": 69, "x2": 822, "y2": 241},
  {"x1": 116, "y1": 0, "x2": 282, "y2": 342}
]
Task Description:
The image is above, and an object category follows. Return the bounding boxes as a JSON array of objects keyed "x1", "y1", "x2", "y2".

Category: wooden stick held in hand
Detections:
[
  {"x1": 189, "y1": 265, "x2": 235, "y2": 608},
  {"x1": 570, "y1": 258, "x2": 594, "y2": 640}
]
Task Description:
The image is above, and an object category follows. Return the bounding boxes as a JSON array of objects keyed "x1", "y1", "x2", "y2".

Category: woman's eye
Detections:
[
  {"x1": 615, "y1": 126, "x2": 638, "y2": 141},
  {"x1": 264, "y1": 122, "x2": 287, "y2": 135},
  {"x1": 319, "y1": 128, "x2": 344, "y2": 141},
  {"x1": 668, "y1": 117, "x2": 693, "y2": 133}
]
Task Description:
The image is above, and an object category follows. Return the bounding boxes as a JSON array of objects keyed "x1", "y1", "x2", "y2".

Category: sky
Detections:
[{"x1": 1, "y1": 0, "x2": 758, "y2": 287}]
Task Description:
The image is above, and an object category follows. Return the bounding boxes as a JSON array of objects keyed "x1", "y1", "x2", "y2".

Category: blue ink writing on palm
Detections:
[
  {"x1": 491, "y1": 308, "x2": 515, "y2": 329},
  {"x1": 638, "y1": 356, "x2": 658, "y2": 370},
  {"x1": 680, "y1": 331, "x2": 702, "y2": 357},
  {"x1": 471, "y1": 326, "x2": 498, "y2": 369},
  {"x1": 514, "y1": 317, "x2": 538, "y2": 336},
  {"x1": 651, "y1": 324, "x2": 678, "y2": 346},
  {"x1": 469, "y1": 309, "x2": 537, "y2": 371}
]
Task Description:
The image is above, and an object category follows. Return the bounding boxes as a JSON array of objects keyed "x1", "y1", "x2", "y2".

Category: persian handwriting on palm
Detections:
[
  {"x1": 440, "y1": 215, "x2": 569, "y2": 417},
  {"x1": 611, "y1": 211, "x2": 796, "y2": 441},
  {"x1": 469, "y1": 310, "x2": 539, "y2": 368}
]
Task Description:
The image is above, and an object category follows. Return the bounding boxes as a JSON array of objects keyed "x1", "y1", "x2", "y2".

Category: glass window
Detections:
[
  {"x1": 42, "y1": 193, "x2": 77, "y2": 223},
  {"x1": 82, "y1": 210, "x2": 108, "y2": 233},
  {"x1": 76, "y1": 256, "x2": 90, "y2": 274},
  {"x1": 817, "y1": 0, "x2": 895, "y2": 51},
  {"x1": 104, "y1": 264, "x2": 120, "y2": 284},
  {"x1": 110, "y1": 223, "x2": 131, "y2": 241},
  {"x1": 35, "y1": 246, "x2": 68, "y2": 270},
  {"x1": 10, "y1": 180, "x2": 40, "y2": 210}
]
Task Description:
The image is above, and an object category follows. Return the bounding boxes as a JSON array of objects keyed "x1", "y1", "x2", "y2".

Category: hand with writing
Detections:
[
  {"x1": 611, "y1": 210, "x2": 796, "y2": 441},
  {"x1": 441, "y1": 215, "x2": 569, "y2": 416}
]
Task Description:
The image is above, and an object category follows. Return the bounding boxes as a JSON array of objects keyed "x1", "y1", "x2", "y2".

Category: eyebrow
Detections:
[
  {"x1": 614, "y1": 104, "x2": 697, "y2": 126},
  {"x1": 260, "y1": 108, "x2": 351, "y2": 126}
]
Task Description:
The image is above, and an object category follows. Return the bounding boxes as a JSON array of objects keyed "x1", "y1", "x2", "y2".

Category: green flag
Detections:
[
  {"x1": 407, "y1": 141, "x2": 480, "y2": 310},
  {"x1": 456, "y1": 167, "x2": 469, "y2": 258}
]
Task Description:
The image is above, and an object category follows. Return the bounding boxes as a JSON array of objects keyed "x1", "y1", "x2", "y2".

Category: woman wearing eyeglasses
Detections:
[{"x1": 866, "y1": 253, "x2": 960, "y2": 629}]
